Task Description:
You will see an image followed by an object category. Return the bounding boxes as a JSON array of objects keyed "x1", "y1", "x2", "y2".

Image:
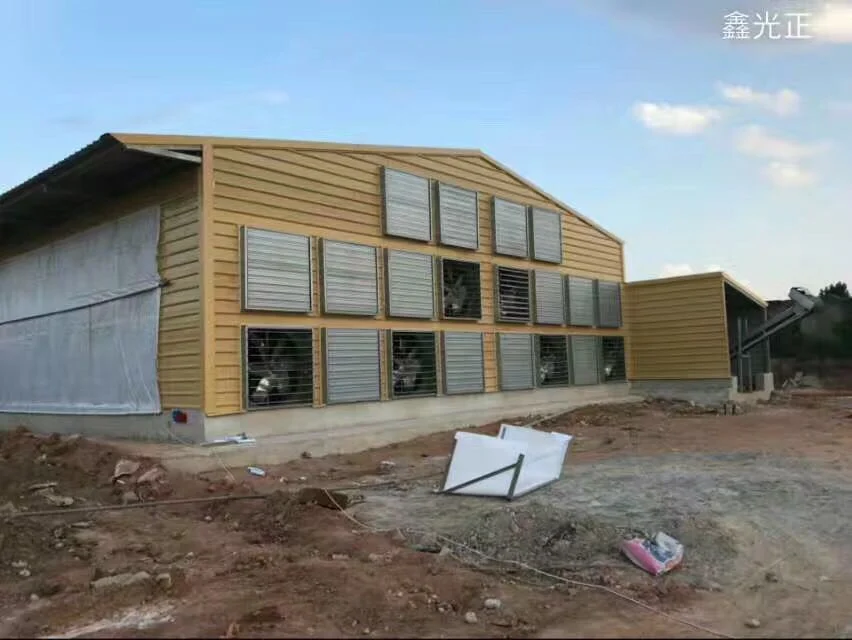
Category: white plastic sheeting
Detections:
[
  {"x1": 441, "y1": 424, "x2": 573, "y2": 499},
  {"x1": 0, "y1": 206, "x2": 163, "y2": 414}
]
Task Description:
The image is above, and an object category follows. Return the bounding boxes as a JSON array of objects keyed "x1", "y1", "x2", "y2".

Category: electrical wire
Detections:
[
  {"x1": 320, "y1": 488, "x2": 736, "y2": 640},
  {"x1": 11, "y1": 408, "x2": 733, "y2": 637}
]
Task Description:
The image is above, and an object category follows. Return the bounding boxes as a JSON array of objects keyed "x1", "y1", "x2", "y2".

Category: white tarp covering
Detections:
[
  {"x1": 0, "y1": 206, "x2": 163, "y2": 414},
  {"x1": 441, "y1": 424, "x2": 573, "y2": 499}
]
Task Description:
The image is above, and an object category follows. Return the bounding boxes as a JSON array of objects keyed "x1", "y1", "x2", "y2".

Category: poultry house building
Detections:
[{"x1": 0, "y1": 133, "x2": 771, "y2": 456}]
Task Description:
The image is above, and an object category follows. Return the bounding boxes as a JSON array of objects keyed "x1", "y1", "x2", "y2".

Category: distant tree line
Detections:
[{"x1": 769, "y1": 281, "x2": 852, "y2": 359}]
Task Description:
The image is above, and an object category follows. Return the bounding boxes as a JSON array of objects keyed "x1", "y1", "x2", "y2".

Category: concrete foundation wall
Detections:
[
  {"x1": 200, "y1": 383, "x2": 634, "y2": 468},
  {"x1": 3, "y1": 384, "x2": 636, "y2": 474},
  {"x1": 0, "y1": 410, "x2": 205, "y2": 444},
  {"x1": 731, "y1": 373, "x2": 774, "y2": 403},
  {"x1": 629, "y1": 379, "x2": 734, "y2": 405}
]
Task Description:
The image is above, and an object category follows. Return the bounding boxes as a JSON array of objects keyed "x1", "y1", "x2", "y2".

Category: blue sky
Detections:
[{"x1": 1, "y1": 0, "x2": 850, "y2": 299}]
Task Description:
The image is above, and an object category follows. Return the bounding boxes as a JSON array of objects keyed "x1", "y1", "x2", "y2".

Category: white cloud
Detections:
[
  {"x1": 825, "y1": 99, "x2": 852, "y2": 113},
  {"x1": 660, "y1": 264, "x2": 694, "y2": 277},
  {"x1": 631, "y1": 102, "x2": 721, "y2": 135},
  {"x1": 763, "y1": 161, "x2": 817, "y2": 187},
  {"x1": 660, "y1": 263, "x2": 724, "y2": 278},
  {"x1": 717, "y1": 84, "x2": 801, "y2": 116},
  {"x1": 734, "y1": 125, "x2": 828, "y2": 161},
  {"x1": 811, "y1": 2, "x2": 852, "y2": 43}
]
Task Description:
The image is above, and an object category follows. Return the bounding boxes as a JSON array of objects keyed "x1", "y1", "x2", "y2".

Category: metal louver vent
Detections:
[
  {"x1": 536, "y1": 335, "x2": 571, "y2": 387},
  {"x1": 243, "y1": 327, "x2": 314, "y2": 409},
  {"x1": 382, "y1": 168, "x2": 432, "y2": 242},
  {"x1": 389, "y1": 331, "x2": 437, "y2": 398},
  {"x1": 530, "y1": 207, "x2": 562, "y2": 264},
  {"x1": 324, "y1": 329, "x2": 381, "y2": 404},
  {"x1": 567, "y1": 276, "x2": 596, "y2": 327},
  {"x1": 492, "y1": 197, "x2": 528, "y2": 258},
  {"x1": 441, "y1": 259, "x2": 481, "y2": 320},
  {"x1": 602, "y1": 336, "x2": 626, "y2": 382},
  {"x1": 436, "y1": 182, "x2": 479, "y2": 249},
  {"x1": 498, "y1": 333, "x2": 534, "y2": 391},
  {"x1": 597, "y1": 281, "x2": 622, "y2": 328},
  {"x1": 385, "y1": 250, "x2": 434, "y2": 319},
  {"x1": 496, "y1": 266, "x2": 530, "y2": 323},
  {"x1": 442, "y1": 332, "x2": 485, "y2": 395},
  {"x1": 571, "y1": 335, "x2": 600, "y2": 386},
  {"x1": 534, "y1": 270, "x2": 565, "y2": 325},
  {"x1": 241, "y1": 228, "x2": 312, "y2": 312},
  {"x1": 321, "y1": 239, "x2": 378, "y2": 316}
]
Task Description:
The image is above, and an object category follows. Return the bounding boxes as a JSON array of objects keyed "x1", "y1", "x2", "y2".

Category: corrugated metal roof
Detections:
[
  {"x1": 110, "y1": 132, "x2": 481, "y2": 155},
  {"x1": 0, "y1": 134, "x2": 120, "y2": 212},
  {"x1": 0, "y1": 135, "x2": 199, "y2": 253}
]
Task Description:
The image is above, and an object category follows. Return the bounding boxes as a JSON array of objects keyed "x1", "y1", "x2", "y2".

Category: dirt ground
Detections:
[{"x1": 1, "y1": 391, "x2": 851, "y2": 639}]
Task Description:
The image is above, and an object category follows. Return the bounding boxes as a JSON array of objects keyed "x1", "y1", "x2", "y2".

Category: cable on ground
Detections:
[{"x1": 319, "y1": 488, "x2": 736, "y2": 640}]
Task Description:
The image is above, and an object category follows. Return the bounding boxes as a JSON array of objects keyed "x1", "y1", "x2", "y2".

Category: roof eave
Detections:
[
  {"x1": 625, "y1": 271, "x2": 767, "y2": 307},
  {"x1": 0, "y1": 134, "x2": 122, "y2": 211},
  {"x1": 722, "y1": 272, "x2": 767, "y2": 308},
  {"x1": 108, "y1": 132, "x2": 481, "y2": 156},
  {"x1": 626, "y1": 271, "x2": 723, "y2": 287}
]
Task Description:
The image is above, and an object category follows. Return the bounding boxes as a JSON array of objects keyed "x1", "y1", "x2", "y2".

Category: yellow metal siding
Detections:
[
  {"x1": 157, "y1": 187, "x2": 203, "y2": 409},
  {"x1": 208, "y1": 146, "x2": 624, "y2": 416},
  {"x1": 624, "y1": 274, "x2": 729, "y2": 379}
]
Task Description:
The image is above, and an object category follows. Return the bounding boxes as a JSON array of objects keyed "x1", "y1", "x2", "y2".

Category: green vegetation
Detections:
[{"x1": 770, "y1": 281, "x2": 852, "y2": 359}]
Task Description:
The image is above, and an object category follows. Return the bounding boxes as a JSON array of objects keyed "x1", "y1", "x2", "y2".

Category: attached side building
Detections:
[
  {"x1": 625, "y1": 271, "x2": 772, "y2": 404},
  {"x1": 0, "y1": 136, "x2": 203, "y2": 440}
]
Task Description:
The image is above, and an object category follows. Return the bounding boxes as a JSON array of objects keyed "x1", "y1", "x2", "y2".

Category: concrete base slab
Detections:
[
  {"x1": 0, "y1": 409, "x2": 205, "y2": 443},
  {"x1": 3, "y1": 385, "x2": 639, "y2": 475},
  {"x1": 631, "y1": 374, "x2": 775, "y2": 406},
  {"x1": 123, "y1": 383, "x2": 638, "y2": 474},
  {"x1": 629, "y1": 379, "x2": 734, "y2": 405},
  {"x1": 733, "y1": 373, "x2": 774, "y2": 404}
]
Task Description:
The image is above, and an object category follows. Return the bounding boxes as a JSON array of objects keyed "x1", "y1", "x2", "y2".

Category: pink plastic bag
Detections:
[{"x1": 621, "y1": 532, "x2": 684, "y2": 576}]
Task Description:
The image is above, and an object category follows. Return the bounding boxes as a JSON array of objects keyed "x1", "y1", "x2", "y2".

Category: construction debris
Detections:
[
  {"x1": 112, "y1": 459, "x2": 141, "y2": 483},
  {"x1": 201, "y1": 433, "x2": 256, "y2": 447},
  {"x1": 620, "y1": 532, "x2": 684, "y2": 576},
  {"x1": 28, "y1": 482, "x2": 58, "y2": 492},
  {"x1": 41, "y1": 492, "x2": 74, "y2": 508},
  {"x1": 377, "y1": 461, "x2": 397, "y2": 474},
  {"x1": 719, "y1": 401, "x2": 742, "y2": 416},
  {"x1": 136, "y1": 466, "x2": 166, "y2": 486},
  {"x1": 90, "y1": 571, "x2": 153, "y2": 593},
  {"x1": 441, "y1": 424, "x2": 573, "y2": 500}
]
